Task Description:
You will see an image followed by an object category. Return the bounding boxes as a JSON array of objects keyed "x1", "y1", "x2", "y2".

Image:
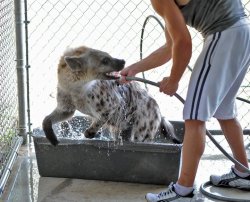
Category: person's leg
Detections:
[
  {"x1": 210, "y1": 118, "x2": 250, "y2": 190},
  {"x1": 145, "y1": 120, "x2": 205, "y2": 201},
  {"x1": 218, "y1": 118, "x2": 249, "y2": 172},
  {"x1": 177, "y1": 120, "x2": 206, "y2": 187}
]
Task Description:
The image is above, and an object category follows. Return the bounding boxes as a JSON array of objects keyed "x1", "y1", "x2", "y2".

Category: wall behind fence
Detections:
[
  {"x1": 27, "y1": 0, "x2": 250, "y2": 137},
  {"x1": 0, "y1": 0, "x2": 19, "y2": 190}
]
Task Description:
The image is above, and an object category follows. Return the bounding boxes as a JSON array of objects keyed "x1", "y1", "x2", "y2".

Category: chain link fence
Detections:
[
  {"x1": 0, "y1": 0, "x2": 22, "y2": 195},
  {"x1": 26, "y1": 0, "x2": 250, "y2": 179},
  {"x1": 27, "y1": 1, "x2": 250, "y2": 130}
]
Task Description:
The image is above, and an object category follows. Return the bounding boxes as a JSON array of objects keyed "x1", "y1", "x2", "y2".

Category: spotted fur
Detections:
[{"x1": 42, "y1": 46, "x2": 179, "y2": 146}]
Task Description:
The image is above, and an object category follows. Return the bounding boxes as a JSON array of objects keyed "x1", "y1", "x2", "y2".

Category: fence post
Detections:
[{"x1": 14, "y1": 0, "x2": 27, "y2": 144}]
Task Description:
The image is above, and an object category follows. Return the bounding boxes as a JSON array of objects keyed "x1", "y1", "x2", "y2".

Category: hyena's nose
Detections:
[
  {"x1": 115, "y1": 59, "x2": 125, "y2": 70},
  {"x1": 119, "y1": 59, "x2": 125, "y2": 66}
]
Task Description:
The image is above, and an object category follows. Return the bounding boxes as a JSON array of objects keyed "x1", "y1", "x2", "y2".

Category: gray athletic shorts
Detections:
[{"x1": 183, "y1": 17, "x2": 250, "y2": 121}]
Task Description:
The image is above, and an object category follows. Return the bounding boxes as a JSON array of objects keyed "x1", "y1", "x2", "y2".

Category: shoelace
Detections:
[
  {"x1": 220, "y1": 170, "x2": 235, "y2": 180},
  {"x1": 157, "y1": 183, "x2": 175, "y2": 199}
]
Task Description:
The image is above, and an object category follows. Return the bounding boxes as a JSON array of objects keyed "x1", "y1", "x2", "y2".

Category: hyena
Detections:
[{"x1": 42, "y1": 46, "x2": 180, "y2": 146}]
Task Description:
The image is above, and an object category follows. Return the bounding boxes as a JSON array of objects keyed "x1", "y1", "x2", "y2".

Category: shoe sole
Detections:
[{"x1": 214, "y1": 184, "x2": 250, "y2": 191}]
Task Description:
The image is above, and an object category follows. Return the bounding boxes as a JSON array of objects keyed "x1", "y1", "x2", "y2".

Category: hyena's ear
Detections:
[{"x1": 64, "y1": 56, "x2": 86, "y2": 71}]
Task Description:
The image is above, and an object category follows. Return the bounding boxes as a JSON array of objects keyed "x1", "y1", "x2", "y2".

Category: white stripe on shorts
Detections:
[{"x1": 183, "y1": 17, "x2": 250, "y2": 121}]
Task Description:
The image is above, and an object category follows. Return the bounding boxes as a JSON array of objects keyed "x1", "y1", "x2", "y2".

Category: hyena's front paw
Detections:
[{"x1": 84, "y1": 128, "x2": 97, "y2": 138}]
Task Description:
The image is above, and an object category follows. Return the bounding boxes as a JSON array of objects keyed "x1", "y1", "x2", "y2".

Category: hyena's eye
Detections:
[{"x1": 101, "y1": 57, "x2": 111, "y2": 65}]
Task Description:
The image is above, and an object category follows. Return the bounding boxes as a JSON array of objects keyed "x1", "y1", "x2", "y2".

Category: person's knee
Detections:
[
  {"x1": 185, "y1": 119, "x2": 206, "y2": 134},
  {"x1": 184, "y1": 120, "x2": 206, "y2": 155}
]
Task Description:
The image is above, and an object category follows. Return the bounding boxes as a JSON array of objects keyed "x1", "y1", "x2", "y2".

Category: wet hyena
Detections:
[{"x1": 42, "y1": 46, "x2": 180, "y2": 146}]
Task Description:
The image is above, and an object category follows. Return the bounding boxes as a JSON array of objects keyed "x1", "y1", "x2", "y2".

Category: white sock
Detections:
[
  {"x1": 173, "y1": 183, "x2": 193, "y2": 196},
  {"x1": 233, "y1": 166, "x2": 250, "y2": 178}
]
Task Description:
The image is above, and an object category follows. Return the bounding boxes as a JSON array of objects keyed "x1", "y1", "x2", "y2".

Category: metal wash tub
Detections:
[{"x1": 32, "y1": 116, "x2": 184, "y2": 185}]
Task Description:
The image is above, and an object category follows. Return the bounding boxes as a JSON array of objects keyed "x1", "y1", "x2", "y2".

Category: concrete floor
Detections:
[{"x1": 1, "y1": 142, "x2": 250, "y2": 202}]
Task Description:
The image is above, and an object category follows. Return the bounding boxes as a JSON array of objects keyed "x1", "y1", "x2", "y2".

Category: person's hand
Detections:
[
  {"x1": 159, "y1": 77, "x2": 179, "y2": 96},
  {"x1": 119, "y1": 64, "x2": 138, "y2": 84}
]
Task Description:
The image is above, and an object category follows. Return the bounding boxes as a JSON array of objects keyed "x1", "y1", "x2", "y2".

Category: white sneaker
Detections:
[
  {"x1": 145, "y1": 183, "x2": 194, "y2": 202},
  {"x1": 210, "y1": 167, "x2": 250, "y2": 190}
]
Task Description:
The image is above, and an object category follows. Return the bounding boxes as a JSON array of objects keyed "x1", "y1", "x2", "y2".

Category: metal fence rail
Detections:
[{"x1": 0, "y1": 0, "x2": 22, "y2": 195}]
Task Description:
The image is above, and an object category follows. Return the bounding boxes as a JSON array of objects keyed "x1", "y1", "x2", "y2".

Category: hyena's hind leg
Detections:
[{"x1": 42, "y1": 108, "x2": 75, "y2": 146}]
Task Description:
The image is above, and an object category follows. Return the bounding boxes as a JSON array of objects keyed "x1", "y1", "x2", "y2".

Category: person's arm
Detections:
[
  {"x1": 151, "y1": 0, "x2": 192, "y2": 95},
  {"x1": 120, "y1": 0, "x2": 192, "y2": 94},
  {"x1": 120, "y1": 30, "x2": 173, "y2": 80}
]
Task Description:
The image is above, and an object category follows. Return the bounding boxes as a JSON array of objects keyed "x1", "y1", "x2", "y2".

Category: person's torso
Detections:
[{"x1": 175, "y1": 0, "x2": 246, "y2": 38}]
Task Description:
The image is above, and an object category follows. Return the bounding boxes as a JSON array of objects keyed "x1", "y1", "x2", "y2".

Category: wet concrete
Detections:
[{"x1": 1, "y1": 142, "x2": 250, "y2": 202}]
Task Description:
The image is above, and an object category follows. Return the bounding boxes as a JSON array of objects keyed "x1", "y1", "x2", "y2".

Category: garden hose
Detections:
[{"x1": 200, "y1": 181, "x2": 250, "y2": 202}]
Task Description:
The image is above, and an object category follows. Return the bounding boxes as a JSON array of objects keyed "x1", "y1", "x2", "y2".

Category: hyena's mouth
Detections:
[{"x1": 104, "y1": 72, "x2": 121, "y2": 80}]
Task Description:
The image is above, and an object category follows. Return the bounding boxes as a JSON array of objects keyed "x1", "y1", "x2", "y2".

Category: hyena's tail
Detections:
[
  {"x1": 42, "y1": 115, "x2": 59, "y2": 146},
  {"x1": 42, "y1": 109, "x2": 74, "y2": 146},
  {"x1": 160, "y1": 117, "x2": 182, "y2": 144}
]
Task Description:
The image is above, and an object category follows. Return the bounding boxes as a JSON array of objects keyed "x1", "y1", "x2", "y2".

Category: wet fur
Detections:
[{"x1": 42, "y1": 46, "x2": 179, "y2": 146}]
